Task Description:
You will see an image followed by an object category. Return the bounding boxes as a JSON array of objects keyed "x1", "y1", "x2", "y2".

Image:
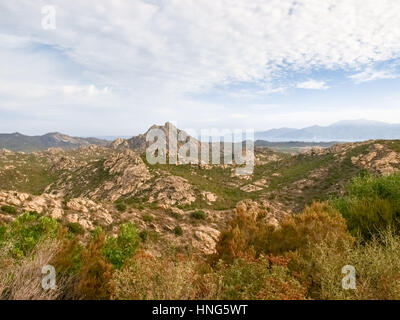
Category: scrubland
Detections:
[{"x1": 1, "y1": 172, "x2": 399, "y2": 300}]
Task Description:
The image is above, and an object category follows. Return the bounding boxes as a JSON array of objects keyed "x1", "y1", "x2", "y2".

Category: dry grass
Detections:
[
  {"x1": 112, "y1": 250, "x2": 218, "y2": 300},
  {"x1": 0, "y1": 239, "x2": 74, "y2": 300},
  {"x1": 312, "y1": 229, "x2": 400, "y2": 300}
]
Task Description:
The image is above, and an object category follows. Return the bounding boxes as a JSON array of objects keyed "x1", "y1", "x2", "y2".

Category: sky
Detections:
[{"x1": 0, "y1": 0, "x2": 400, "y2": 136}]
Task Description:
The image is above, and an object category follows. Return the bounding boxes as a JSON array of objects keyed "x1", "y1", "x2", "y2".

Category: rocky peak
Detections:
[
  {"x1": 110, "y1": 137, "x2": 130, "y2": 149},
  {"x1": 114, "y1": 122, "x2": 200, "y2": 154}
]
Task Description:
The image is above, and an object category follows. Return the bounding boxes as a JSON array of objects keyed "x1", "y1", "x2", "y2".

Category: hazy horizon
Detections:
[{"x1": 0, "y1": 118, "x2": 399, "y2": 141}]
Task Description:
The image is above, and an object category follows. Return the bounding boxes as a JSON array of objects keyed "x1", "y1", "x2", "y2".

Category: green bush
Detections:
[
  {"x1": 103, "y1": 223, "x2": 140, "y2": 269},
  {"x1": 173, "y1": 226, "x2": 183, "y2": 236},
  {"x1": 1, "y1": 205, "x2": 17, "y2": 215},
  {"x1": 346, "y1": 172, "x2": 400, "y2": 201},
  {"x1": 142, "y1": 214, "x2": 153, "y2": 222},
  {"x1": 67, "y1": 222, "x2": 84, "y2": 235},
  {"x1": 115, "y1": 202, "x2": 127, "y2": 212},
  {"x1": 0, "y1": 224, "x2": 6, "y2": 246},
  {"x1": 90, "y1": 226, "x2": 103, "y2": 239},
  {"x1": 190, "y1": 210, "x2": 206, "y2": 220},
  {"x1": 8, "y1": 211, "x2": 59, "y2": 257},
  {"x1": 331, "y1": 173, "x2": 400, "y2": 239},
  {"x1": 139, "y1": 230, "x2": 148, "y2": 242}
]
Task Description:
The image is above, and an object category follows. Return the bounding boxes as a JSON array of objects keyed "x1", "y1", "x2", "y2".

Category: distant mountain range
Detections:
[
  {"x1": 1, "y1": 119, "x2": 399, "y2": 152},
  {"x1": 255, "y1": 120, "x2": 400, "y2": 142},
  {"x1": 0, "y1": 132, "x2": 108, "y2": 152}
]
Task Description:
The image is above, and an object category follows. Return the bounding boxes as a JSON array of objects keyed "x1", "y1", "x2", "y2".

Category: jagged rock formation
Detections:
[
  {"x1": 45, "y1": 148, "x2": 151, "y2": 201},
  {"x1": 0, "y1": 190, "x2": 112, "y2": 231},
  {"x1": 0, "y1": 190, "x2": 62, "y2": 217},
  {"x1": 148, "y1": 175, "x2": 196, "y2": 207},
  {"x1": 351, "y1": 143, "x2": 400, "y2": 175},
  {"x1": 64, "y1": 198, "x2": 113, "y2": 230},
  {"x1": 89, "y1": 149, "x2": 152, "y2": 201},
  {"x1": 111, "y1": 122, "x2": 200, "y2": 155}
]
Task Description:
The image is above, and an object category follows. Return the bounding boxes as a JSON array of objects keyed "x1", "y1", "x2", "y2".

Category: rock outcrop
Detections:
[
  {"x1": 0, "y1": 190, "x2": 113, "y2": 230},
  {"x1": 0, "y1": 190, "x2": 63, "y2": 218},
  {"x1": 90, "y1": 149, "x2": 152, "y2": 201},
  {"x1": 351, "y1": 143, "x2": 400, "y2": 175},
  {"x1": 65, "y1": 198, "x2": 113, "y2": 230},
  {"x1": 149, "y1": 175, "x2": 196, "y2": 207},
  {"x1": 235, "y1": 199, "x2": 288, "y2": 228}
]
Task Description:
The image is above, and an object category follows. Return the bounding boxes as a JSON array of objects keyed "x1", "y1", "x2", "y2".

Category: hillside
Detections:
[
  {"x1": 1, "y1": 124, "x2": 400, "y2": 300},
  {"x1": 0, "y1": 124, "x2": 399, "y2": 254}
]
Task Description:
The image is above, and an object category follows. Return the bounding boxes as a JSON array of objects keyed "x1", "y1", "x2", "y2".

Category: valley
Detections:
[{"x1": 1, "y1": 123, "x2": 399, "y2": 256}]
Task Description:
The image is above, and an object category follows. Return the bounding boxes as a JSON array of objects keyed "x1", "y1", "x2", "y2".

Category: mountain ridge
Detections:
[
  {"x1": 255, "y1": 119, "x2": 400, "y2": 142},
  {"x1": 2, "y1": 119, "x2": 400, "y2": 152},
  {"x1": 0, "y1": 132, "x2": 108, "y2": 152}
]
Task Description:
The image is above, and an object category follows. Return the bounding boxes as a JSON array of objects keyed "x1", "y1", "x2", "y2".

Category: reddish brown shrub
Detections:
[
  {"x1": 266, "y1": 202, "x2": 354, "y2": 255},
  {"x1": 74, "y1": 232, "x2": 114, "y2": 300},
  {"x1": 214, "y1": 201, "x2": 273, "y2": 263}
]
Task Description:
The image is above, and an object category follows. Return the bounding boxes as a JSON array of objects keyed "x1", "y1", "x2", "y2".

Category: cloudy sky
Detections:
[{"x1": 1, "y1": 0, "x2": 400, "y2": 136}]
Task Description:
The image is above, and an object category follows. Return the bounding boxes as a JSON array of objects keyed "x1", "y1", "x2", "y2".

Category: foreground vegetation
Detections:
[{"x1": 0, "y1": 173, "x2": 399, "y2": 300}]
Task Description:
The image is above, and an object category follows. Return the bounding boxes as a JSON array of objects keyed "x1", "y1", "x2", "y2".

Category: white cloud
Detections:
[
  {"x1": 0, "y1": 0, "x2": 400, "y2": 134},
  {"x1": 2, "y1": 1, "x2": 400, "y2": 92},
  {"x1": 63, "y1": 85, "x2": 111, "y2": 97},
  {"x1": 296, "y1": 80, "x2": 329, "y2": 90},
  {"x1": 349, "y1": 67, "x2": 399, "y2": 83}
]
